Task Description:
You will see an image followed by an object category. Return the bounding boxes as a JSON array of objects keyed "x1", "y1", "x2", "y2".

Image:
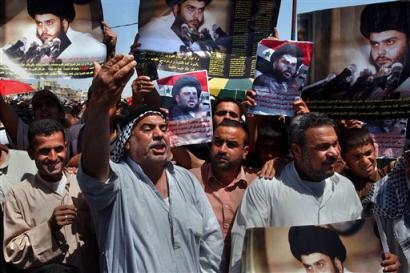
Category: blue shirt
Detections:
[{"x1": 77, "y1": 157, "x2": 223, "y2": 273}]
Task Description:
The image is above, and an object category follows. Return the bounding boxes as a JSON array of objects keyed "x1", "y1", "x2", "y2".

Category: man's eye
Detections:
[
  {"x1": 216, "y1": 111, "x2": 227, "y2": 116},
  {"x1": 160, "y1": 125, "x2": 168, "y2": 132},
  {"x1": 385, "y1": 39, "x2": 395, "y2": 46}
]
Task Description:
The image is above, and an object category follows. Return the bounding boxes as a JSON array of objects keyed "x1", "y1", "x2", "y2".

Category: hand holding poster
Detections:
[
  {"x1": 0, "y1": 0, "x2": 106, "y2": 79},
  {"x1": 242, "y1": 218, "x2": 389, "y2": 273},
  {"x1": 156, "y1": 70, "x2": 212, "y2": 147},
  {"x1": 248, "y1": 39, "x2": 313, "y2": 117}
]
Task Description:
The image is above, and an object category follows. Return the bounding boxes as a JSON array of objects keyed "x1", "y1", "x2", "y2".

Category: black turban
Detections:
[
  {"x1": 288, "y1": 225, "x2": 347, "y2": 263},
  {"x1": 360, "y1": 1, "x2": 410, "y2": 39}
]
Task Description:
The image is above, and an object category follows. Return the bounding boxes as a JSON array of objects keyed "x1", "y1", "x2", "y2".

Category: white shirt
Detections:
[{"x1": 229, "y1": 162, "x2": 362, "y2": 273}]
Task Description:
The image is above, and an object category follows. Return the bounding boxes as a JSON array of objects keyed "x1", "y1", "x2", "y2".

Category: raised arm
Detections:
[
  {"x1": 0, "y1": 95, "x2": 20, "y2": 145},
  {"x1": 81, "y1": 55, "x2": 136, "y2": 181}
]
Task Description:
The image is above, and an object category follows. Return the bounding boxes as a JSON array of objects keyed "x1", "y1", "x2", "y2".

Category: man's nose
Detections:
[
  {"x1": 378, "y1": 44, "x2": 387, "y2": 56},
  {"x1": 152, "y1": 127, "x2": 164, "y2": 139},
  {"x1": 327, "y1": 145, "x2": 340, "y2": 158},
  {"x1": 48, "y1": 149, "x2": 58, "y2": 161}
]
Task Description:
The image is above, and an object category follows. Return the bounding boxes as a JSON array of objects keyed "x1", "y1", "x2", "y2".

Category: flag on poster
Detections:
[
  {"x1": 249, "y1": 39, "x2": 313, "y2": 117},
  {"x1": 156, "y1": 70, "x2": 212, "y2": 147}
]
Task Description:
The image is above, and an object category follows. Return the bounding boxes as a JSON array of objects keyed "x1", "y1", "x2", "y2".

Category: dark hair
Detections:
[
  {"x1": 28, "y1": 119, "x2": 65, "y2": 148},
  {"x1": 360, "y1": 1, "x2": 410, "y2": 39},
  {"x1": 339, "y1": 127, "x2": 374, "y2": 157},
  {"x1": 289, "y1": 112, "x2": 336, "y2": 146},
  {"x1": 215, "y1": 119, "x2": 249, "y2": 145},
  {"x1": 289, "y1": 225, "x2": 347, "y2": 263},
  {"x1": 167, "y1": 0, "x2": 211, "y2": 7},
  {"x1": 27, "y1": 0, "x2": 76, "y2": 23},
  {"x1": 172, "y1": 76, "x2": 202, "y2": 98},
  {"x1": 32, "y1": 89, "x2": 64, "y2": 113},
  {"x1": 213, "y1": 98, "x2": 244, "y2": 118},
  {"x1": 270, "y1": 43, "x2": 303, "y2": 67},
  {"x1": 257, "y1": 117, "x2": 289, "y2": 156}
]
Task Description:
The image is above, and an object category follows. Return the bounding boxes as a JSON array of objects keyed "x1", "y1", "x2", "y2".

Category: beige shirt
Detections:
[{"x1": 3, "y1": 172, "x2": 98, "y2": 272}]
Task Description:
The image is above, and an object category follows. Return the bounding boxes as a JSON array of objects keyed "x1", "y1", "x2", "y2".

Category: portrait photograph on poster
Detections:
[
  {"x1": 0, "y1": 0, "x2": 106, "y2": 79},
  {"x1": 155, "y1": 70, "x2": 212, "y2": 146},
  {"x1": 136, "y1": 0, "x2": 281, "y2": 79},
  {"x1": 249, "y1": 39, "x2": 312, "y2": 116},
  {"x1": 242, "y1": 218, "x2": 388, "y2": 273},
  {"x1": 299, "y1": 1, "x2": 410, "y2": 119}
]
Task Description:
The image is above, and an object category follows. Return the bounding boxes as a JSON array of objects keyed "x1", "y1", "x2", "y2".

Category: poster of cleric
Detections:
[
  {"x1": 249, "y1": 39, "x2": 312, "y2": 117},
  {"x1": 155, "y1": 70, "x2": 212, "y2": 146},
  {"x1": 0, "y1": 0, "x2": 106, "y2": 79},
  {"x1": 136, "y1": 0, "x2": 281, "y2": 78},
  {"x1": 299, "y1": 1, "x2": 410, "y2": 118},
  {"x1": 241, "y1": 218, "x2": 389, "y2": 273}
]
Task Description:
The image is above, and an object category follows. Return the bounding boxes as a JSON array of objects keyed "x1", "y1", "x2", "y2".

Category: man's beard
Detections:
[{"x1": 371, "y1": 47, "x2": 410, "y2": 84}]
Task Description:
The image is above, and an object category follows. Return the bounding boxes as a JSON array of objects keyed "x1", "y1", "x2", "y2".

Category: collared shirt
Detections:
[
  {"x1": 77, "y1": 158, "x2": 224, "y2": 273},
  {"x1": 190, "y1": 163, "x2": 257, "y2": 239},
  {"x1": 229, "y1": 162, "x2": 363, "y2": 273},
  {"x1": 3, "y1": 172, "x2": 98, "y2": 272}
]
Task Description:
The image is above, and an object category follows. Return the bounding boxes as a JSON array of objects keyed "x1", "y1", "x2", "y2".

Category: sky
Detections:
[{"x1": 67, "y1": 0, "x2": 396, "y2": 96}]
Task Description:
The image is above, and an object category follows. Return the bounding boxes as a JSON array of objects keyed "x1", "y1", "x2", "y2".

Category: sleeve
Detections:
[
  {"x1": 3, "y1": 191, "x2": 64, "y2": 269},
  {"x1": 188, "y1": 171, "x2": 224, "y2": 273},
  {"x1": 77, "y1": 160, "x2": 121, "y2": 211},
  {"x1": 15, "y1": 119, "x2": 29, "y2": 151},
  {"x1": 229, "y1": 179, "x2": 272, "y2": 273}
]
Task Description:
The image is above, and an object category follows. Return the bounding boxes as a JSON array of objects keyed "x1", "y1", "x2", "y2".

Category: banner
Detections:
[
  {"x1": 249, "y1": 39, "x2": 312, "y2": 116},
  {"x1": 136, "y1": 0, "x2": 281, "y2": 80},
  {"x1": 298, "y1": 1, "x2": 410, "y2": 119},
  {"x1": 242, "y1": 218, "x2": 385, "y2": 273},
  {"x1": 155, "y1": 70, "x2": 212, "y2": 147},
  {"x1": 0, "y1": 0, "x2": 106, "y2": 79}
]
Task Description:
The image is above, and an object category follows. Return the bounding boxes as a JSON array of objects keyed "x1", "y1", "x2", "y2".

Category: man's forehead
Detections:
[
  {"x1": 280, "y1": 54, "x2": 298, "y2": 63},
  {"x1": 135, "y1": 114, "x2": 167, "y2": 126},
  {"x1": 214, "y1": 126, "x2": 245, "y2": 141},
  {"x1": 181, "y1": 0, "x2": 206, "y2": 8},
  {"x1": 215, "y1": 101, "x2": 240, "y2": 113},
  {"x1": 369, "y1": 30, "x2": 407, "y2": 41},
  {"x1": 34, "y1": 13, "x2": 60, "y2": 21}
]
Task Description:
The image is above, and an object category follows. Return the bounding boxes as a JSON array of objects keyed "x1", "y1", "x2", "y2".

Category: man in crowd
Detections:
[
  {"x1": 229, "y1": 112, "x2": 363, "y2": 272},
  {"x1": 139, "y1": 0, "x2": 227, "y2": 53},
  {"x1": 288, "y1": 225, "x2": 347, "y2": 273},
  {"x1": 23, "y1": 0, "x2": 106, "y2": 63},
  {"x1": 339, "y1": 127, "x2": 395, "y2": 200},
  {"x1": 253, "y1": 43, "x2": 303, "y2": 94},
  {"x1": 3, "y1": 119, "x2": 98, "y2": 272},
  {"x1": 0, "y1": 90, "x2": 67, "y2": 151},
  {"x1": 170, "y1": 76, "x2": 205, "y2": 120},
  {"x1": 191, "y1": 119, "x2": 256, "y2": 263},
  {"x1": 77, "y1": 54, "x2": 223, "y2": 272},
  {"x1": 360, "y1": 1, "x2": 410, "y2": 96}
]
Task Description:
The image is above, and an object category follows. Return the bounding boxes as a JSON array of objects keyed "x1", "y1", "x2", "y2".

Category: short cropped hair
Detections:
[
  {"x1": 27, "y1": 0, "x2": 76, "y2": 23},
  {"x1": 214, "y1": 119, "x2": 249, "y2": 145},
  {"x1": 289, "y1": 225, "x2": 347, "y2": 263},
  {"x1": 288, "y1": 112, "x2": 336, "y2": 147},
  {"x1": 270, "y1": 43, "x2": 303, "y2": 67},
  {"x1": 360, "y1": 1, "x2": 410, "y2": 39},
  {"x1": 28, "y1": 119, "x2": 65, "y2": 148},
  {"x1": 172, "y1": 76, "x2": 202, "y2": 98},
  {"x1": 339, "y1": 127, "x2": 374, "y2": 157},
  {"x1": 213, "y1": 98, "x2": 244, "y2": 117}
]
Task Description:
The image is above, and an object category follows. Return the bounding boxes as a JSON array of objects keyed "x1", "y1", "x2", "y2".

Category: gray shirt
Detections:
[
  {"x1": 77, "y1": 157, "x2": 223, "y2": 273},
  {"x1": 229, "y1": 162, "x2": 362, "y2": 273}
]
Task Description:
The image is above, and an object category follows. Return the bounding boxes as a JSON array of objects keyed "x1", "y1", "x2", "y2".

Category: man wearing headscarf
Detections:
[{"x1": 77, "y1": 54, "x2": 223, "y2": 273}]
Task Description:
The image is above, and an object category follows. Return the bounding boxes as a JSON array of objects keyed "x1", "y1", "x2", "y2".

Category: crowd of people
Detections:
[{"x1": 0, "y1": 1, "x2": 410, "y2": 273}]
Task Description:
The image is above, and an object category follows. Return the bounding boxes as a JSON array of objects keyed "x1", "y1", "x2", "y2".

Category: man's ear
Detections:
[
  {"x1": 171, "y1": 5, "x2": 179, "y2": 16},
  {"x1": 125, "y1": 142, "x2": 130, "y2": 151},
  {"x1": 62, "y1": 19, "x2": 69, "y2": 33},
  {"x1": 242, "y1": 144, "x2": 249, "y2": 160},
  {"x1": 290, "y1": 143, "x2": 302, "y2": 161},
  {"x1": 333, "y1": 257, "x2": 343, "y2": 273},
  {"x1": 175, "y1": 94, "x2": 180, "y2": 103}
]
